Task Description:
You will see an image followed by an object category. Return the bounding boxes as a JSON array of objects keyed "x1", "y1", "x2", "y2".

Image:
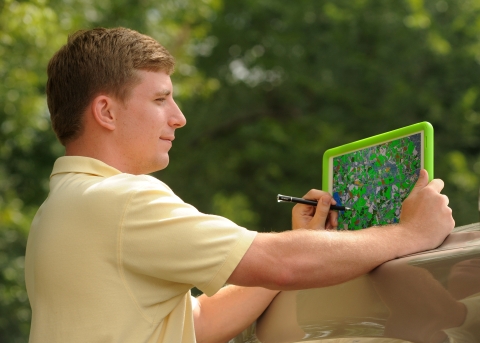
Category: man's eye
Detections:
[{"x1": 156, "y1": 98, "x2": 166, "y2": 103}]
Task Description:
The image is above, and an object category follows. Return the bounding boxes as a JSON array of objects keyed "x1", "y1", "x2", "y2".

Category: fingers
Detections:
[
  {"x1": 399, "y1": 172, "x2": 455, "y2": 253},
  {"x1": 301, "y1": 189, "x2": 330, "y2": 202},
  {"x1": 328, "y1": 210, "x2": 339, "y2": 229},
  {"x1": 426, "y1": 178, "x2": 445, "y2": 193},
  {"x1": 410, "y1": 169, "x2": 429, "y2": 194},
  {"x1": 292, "y1": 189, "x2": 338, "y2": 230},
  {"x1": 410, "y1": 169, "x2": 444, "y2": 194},
  {"x1": 442, "y1": 194, "x2": 449, "y2": 206},
  {"x1": 307, "y1": 193, "x2": 339, "y2": 230},
  {"x1": 313, "y1": 195, "x2": 334, "y2": 228}
]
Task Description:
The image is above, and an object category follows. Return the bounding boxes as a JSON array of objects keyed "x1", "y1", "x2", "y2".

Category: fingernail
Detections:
[{"x1": 322, "y1": 197, "x2": 330, "y2": 205}]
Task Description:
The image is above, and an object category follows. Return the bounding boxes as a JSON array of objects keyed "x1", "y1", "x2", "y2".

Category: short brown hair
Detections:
[{"x1": 47, "y1": 27, "x2": 175, "y2": 145}]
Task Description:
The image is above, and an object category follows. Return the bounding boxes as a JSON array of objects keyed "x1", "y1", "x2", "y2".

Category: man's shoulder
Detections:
[
  {"x1": 82, "y1": 173, "x2": 176, "y2": 207},
  {"x1": 103, "y1": 173, "x2": 171, "y2": 191}
]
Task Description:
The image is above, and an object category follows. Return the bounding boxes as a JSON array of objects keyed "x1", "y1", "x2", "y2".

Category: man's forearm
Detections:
[
  {"x1": 229, "y1": 228, "x2": 397, "y2": 290},
  {"x1": 228, "y1": 223, "x2": 442, "y2": 290},
  {"x1": 193, "y1": 285, "x2": 279, "y2": 343}
]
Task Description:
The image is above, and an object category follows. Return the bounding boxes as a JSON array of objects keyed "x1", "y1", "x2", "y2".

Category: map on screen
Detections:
[{"x1": 332, "y1": 133, "x2": 422, "y2": 230}]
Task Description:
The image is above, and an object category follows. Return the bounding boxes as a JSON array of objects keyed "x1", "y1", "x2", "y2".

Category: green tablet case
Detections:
[{"x1": 322, "y1": 122, "x2": 434, "y2": 230}]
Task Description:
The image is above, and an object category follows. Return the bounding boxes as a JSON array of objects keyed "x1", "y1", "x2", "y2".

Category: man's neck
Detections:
[{"x1": 65, "y1": 138, "x2": 124, "y2": 172}]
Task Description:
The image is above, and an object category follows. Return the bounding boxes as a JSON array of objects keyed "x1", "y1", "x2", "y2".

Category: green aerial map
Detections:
[{"x1": 332, "y1": 133, "x2": 421, "y2": 230}]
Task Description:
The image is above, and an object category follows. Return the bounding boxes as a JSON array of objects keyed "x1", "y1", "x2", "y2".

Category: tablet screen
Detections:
[{"x1": 331, "y1": 132, "x2": 423, "y2": 230}]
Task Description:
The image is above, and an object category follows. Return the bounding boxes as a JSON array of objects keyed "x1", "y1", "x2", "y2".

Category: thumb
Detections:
[
  {"x1": 410, "y1": 169, "x2": 429, "y2": 194},
  {"x1": 312, "y1": 195, "x2": 332, "y2": 227}
]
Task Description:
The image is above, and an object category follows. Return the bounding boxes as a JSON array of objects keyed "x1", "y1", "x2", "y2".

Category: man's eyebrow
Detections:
[{"x1": 155, "y1": 89, "x2": 171, "y2": 97}]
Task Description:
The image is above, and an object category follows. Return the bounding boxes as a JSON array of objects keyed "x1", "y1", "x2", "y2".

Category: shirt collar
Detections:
[{"x1": 51, "y1": 156, "x2": 122, "y2": 179}]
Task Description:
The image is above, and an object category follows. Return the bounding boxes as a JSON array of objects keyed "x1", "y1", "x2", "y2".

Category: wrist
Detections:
[{"x1": 373, "y1": 223, "x2": 416, "y2": 259}]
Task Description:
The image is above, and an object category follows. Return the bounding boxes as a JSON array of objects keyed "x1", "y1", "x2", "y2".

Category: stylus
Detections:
[{"x1": 277, "y1": 194, "x2": 352, "y2": 211}]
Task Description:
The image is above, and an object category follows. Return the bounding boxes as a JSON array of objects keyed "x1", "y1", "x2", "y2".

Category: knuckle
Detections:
[{"x1": 307, "y1": 188, "x2": 320, "y2": 193}]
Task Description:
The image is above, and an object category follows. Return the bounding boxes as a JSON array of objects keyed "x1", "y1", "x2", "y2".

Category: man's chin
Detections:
[{"x1": 148, "y1": 158, "x2": 169, "y2": 174}]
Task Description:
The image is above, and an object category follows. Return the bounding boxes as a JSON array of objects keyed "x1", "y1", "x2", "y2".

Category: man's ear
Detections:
[{"x1": 91, "y1": 95, "x2": 116, "y2": 131}]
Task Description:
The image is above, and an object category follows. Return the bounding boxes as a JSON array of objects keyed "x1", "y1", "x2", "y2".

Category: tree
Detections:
[{"x1": 158, "y1": 0, "x2": 480, "y2": 231}]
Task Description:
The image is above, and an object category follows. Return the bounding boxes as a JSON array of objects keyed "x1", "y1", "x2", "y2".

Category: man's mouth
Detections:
[{"x1": 160, "y1": 136, "x2": 174, "y2": 142}]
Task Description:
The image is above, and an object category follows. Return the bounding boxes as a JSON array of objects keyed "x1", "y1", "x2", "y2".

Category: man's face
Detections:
[{"x1": 113, "y1": 70, "x2": 186, "y2": 174}]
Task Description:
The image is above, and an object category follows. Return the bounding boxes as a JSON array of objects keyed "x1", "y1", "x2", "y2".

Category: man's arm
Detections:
[
  {"x1": 193, "y1": 286, "x2": 279, "y2": 343},
  {"x1": 192, "y1": 182, "x2": 338, "y2": 343},
  {"x1": 193, "y1": 170, "x2": 454, "y2": 342},
  {"x1": 228, "y1": 169, "x2": 454, "y2": 289}
]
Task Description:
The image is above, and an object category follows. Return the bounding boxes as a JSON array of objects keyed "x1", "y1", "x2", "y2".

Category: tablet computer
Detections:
[{"x1": 322, "y1": 122, "x2": 434, "y2": 230}]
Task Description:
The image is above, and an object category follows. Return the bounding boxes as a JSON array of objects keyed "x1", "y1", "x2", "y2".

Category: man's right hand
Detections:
[
  {"x1": 396, "y1": 169, "x2": 455, "y2": 256},
  {"x1": 291, "y1": 189, "x2": 338, "y2": 231}
]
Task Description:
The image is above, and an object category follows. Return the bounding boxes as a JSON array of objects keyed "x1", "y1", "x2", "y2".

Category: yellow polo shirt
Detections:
[{"x1": 25, "y1": 156, "x2": 257, "y2": 343}]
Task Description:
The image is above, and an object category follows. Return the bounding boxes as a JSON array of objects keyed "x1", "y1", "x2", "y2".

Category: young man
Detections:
[{"x1": 25, "y1": 27, "x2": 455, "y2": 343}]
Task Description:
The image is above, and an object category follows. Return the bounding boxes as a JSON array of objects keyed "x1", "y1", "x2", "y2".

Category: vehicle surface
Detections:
[{"x1": 231, "y1": 222, "x2": 480, "y2": 343}]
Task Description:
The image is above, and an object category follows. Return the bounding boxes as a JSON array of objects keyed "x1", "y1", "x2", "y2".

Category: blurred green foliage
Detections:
[
  {"x1": 159, "y1": 0, "x2": 480, "y2": 231},
  {"x1": 1, "y1": 0, "x2": 479, "y2": 340}
]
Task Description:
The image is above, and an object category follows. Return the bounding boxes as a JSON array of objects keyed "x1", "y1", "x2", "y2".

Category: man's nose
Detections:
[{"x1": 170, "y1": 101, "x2": 186, "y2": 128}]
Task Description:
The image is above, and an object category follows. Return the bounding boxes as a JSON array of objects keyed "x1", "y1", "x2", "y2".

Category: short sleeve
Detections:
[{"x1": 119, "y1": 176, "x2": 257, "y2": 296}]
